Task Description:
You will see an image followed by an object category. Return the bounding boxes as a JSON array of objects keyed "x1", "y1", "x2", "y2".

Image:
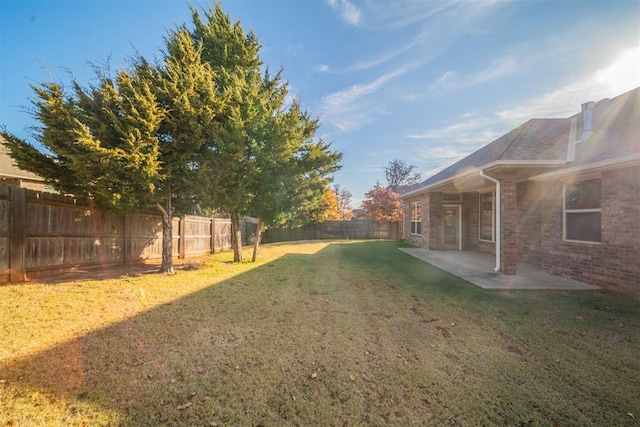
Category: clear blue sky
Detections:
[{"x1": 1, "y1": 0, "x2": 639, "y2": 207}]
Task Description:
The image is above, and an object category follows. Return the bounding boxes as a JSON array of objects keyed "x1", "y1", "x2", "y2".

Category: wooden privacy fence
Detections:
[
  {"x1": 0, "y1": 186, "x2": 257, "y2": 283},
  {"x1": 261, "y1": 220, "x2": 400, "y2": 244}
]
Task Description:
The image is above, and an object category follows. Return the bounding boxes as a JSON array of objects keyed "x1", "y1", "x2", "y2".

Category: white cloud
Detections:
[
  {"x1": 418, "y1": 146, "x2": 474, "y2": 160},
  {"x1": 285, "y1": 43, "x2": 304, "y2": 54},
  {"x1": 497, "y1": 45, "x2": 640, "y2": 122},
  {"x1": 328, "y1": 0, "x2": 507, "y2": 73},
  {"x1": 315, "y1": 64, "x2": 330, "y2": 73},
  {"x1": 432, "y1": 55, "x2": 520, "y2": 90},
  {"x1": 412, "y1": 146, "x2": 475, "y2": 177},
  {"x1": 349, "y1": 44, "x2": 416, "y2": 71},
  {"x1": 434, "y1": 70, "x2": 457, "y2": 88},
  {"x1": 364, "y1": 0, "x2": 498, "y2": 31},
  {"x1": 327, "y1": 0, "x2": 361, "y2": 26},
  {"x1": 320, "y1": 66, "x2": 409, "y2": 132},
  {"x1": 406, "y1": 46, "x2": 640, "y2": 177},
  {"x1": 471, "y1": 56, "x2": 519, "y2": 84},
  {"x1": 407, "y1": 113, "x2": 504, "y2": 145},
  {"x1": 595, "y1": 45, "x2": 640, "y2": 98}
]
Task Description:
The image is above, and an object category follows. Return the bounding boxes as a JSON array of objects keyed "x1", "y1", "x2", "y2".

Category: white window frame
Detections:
[
  {"x1": 478, "y1": 191, "x2": 495, "y2": 242},
  {"x1": 410, "y1": 201, "x2": 422, "y2": 235},
  {"x1": 563, "y1": 179, "x2": 601, "y2": 244},
  {"x1": 443, "y1": 205, "x2": 462, "y2": 250}
]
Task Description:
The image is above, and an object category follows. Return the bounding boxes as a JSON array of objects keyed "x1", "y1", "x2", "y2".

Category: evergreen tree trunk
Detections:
[
  {"x1": 157, "y1": 190, "x2": 175, "y2": 274},
  {"x1": 230, "y1": 211, "x2": 243, "y2": 262},
  {"x1": 251, "y1": 217, "x2": 263, "y2": 262}
]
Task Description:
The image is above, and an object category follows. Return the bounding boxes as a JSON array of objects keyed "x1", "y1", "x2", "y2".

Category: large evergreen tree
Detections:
[
  {"x1": 188, "y1": 4, "x2": 266, "y2": 262},
  {"x1": 2, "y1": 2, "x2": 340, "y2": 268},
  {"x1": 248, "y1": 101, "x2": 341, "y2": 261},
  {"x1": 190, "y1": 4, "x2": 341, "y2": 262},
  {"x1": 137, "y1": 27, "x2": 224, "y2": 272},
  {"x1": 1, "y1": 25, "x2": 224, "y2": 273},
  {"x1": 1, "y1": 71, "x2": 162, "y2": 212}
]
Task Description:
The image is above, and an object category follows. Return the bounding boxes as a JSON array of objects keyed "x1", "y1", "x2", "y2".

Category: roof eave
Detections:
[
  {"x1": 531, "y1": 153, "x2": 640, "y2": 181},
  {"x1": 0, "y1": 173, "x2": 45, "y2": 182},
  {"x1": 399, "y1": 160, "x2": 565, "y2": 199}
]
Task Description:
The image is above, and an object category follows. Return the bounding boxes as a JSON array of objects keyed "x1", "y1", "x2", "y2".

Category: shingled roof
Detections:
[
  {"x1": 566, "y1": 86, "x2": 640, "y2": 168},
  {"x1": 404, "y1": 118, "x2": 570, "y2": 193},
  {"x1": 0, "y1": 135, "x2": 44, "y2": 182},
  {"x1": 402, "y1": 86, "x2": 640, "y2": 196}
]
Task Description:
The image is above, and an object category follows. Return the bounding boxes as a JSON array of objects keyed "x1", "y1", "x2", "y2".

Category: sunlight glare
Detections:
[{"x1": 596, "y1": 46, "x2": 640, "y2": 94}]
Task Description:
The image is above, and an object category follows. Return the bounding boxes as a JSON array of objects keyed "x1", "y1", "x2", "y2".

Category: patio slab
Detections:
[{"x1": 399, "y1": 248, "x2": 600, "y2": 291}]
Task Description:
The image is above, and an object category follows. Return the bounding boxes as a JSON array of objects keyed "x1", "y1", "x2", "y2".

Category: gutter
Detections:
[
  {"x1": 531, "y1": 153, "x2": 640, "y2": 181},
  {"x1": 400, "y1": 160, "x2": 565, "y2": 199},
  {"x1": 479, "y1": 170, "x2": 500, "y2": 273}
]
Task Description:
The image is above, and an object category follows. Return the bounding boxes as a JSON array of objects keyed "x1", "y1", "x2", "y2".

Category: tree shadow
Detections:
[
  {"x1": 2, "y1": 241, "x2": 636, "y2": 426},
  {"x1": 3, "y1": 244, "x2": 387, "y2": 425}
]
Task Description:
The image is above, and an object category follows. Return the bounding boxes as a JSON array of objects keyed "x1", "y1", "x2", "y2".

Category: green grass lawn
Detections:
[{"x1": 1, "y1": 240, "x2": 639, "y2": 426}]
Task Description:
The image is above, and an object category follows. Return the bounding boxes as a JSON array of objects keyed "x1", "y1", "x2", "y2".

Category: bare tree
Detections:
[
  {"x1": 384, "y1": 159, "x2": 421, "y2": 192},
  {"x1": 333, "y1": 184, "x2": 353, "y2": 220}
]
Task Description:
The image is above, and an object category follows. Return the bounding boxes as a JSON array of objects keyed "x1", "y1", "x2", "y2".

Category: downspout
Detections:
[{"x1": 479, "y1": 170, "x2": 500, "y2": 272}]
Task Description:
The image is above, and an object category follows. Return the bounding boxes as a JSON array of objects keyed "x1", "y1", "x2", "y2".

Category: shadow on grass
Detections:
[{"x1": 1, "y1": 241, "x2": 639, "y2": 426}]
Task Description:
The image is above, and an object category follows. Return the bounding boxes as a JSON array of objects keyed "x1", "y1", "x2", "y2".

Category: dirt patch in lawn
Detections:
[{"x1": 1, "y1": 241, "x2": 639, "y2": 426}]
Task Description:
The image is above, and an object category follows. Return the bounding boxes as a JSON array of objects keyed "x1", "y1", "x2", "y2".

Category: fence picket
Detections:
[{"x1": 0, "y1": 187, "x2": 258, "y2": 282}]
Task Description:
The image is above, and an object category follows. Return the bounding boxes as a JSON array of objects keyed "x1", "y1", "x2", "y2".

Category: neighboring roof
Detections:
[
  {"x1": 0, "y1": 135, "x2": 45, "y2": 181},
  {"x1": 402, "y1": 86, "x2": 640, "y2": 197}
]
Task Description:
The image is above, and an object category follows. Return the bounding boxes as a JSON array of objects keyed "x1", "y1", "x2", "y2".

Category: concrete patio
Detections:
[{"x1": 399, "y1": 248, "x2": 600, "y2": 291}]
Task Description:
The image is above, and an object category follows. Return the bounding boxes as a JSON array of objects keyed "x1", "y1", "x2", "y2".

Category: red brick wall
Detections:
[
  {"x1": 517, "y1": 181, "x2": 543, "y2": 267},
  {"x1": 540, "y1": 165, "x2": 640, "y2": 296},
  {"x1": 495, "y1": 169, "x2": 517, "y2": 274},
  {"x1": 429, "y1": 192, "x2": 443, "y2": 250},
  {"x1": 406, "y1": 191, "x2": 479, "y2": 252},
  {"x1": 461, "y1": 192, "x2": 478, "y2": 250},
  {"x1": 403, "y1": 165, "x2": 639, "y2": 296},
  {"x1": 403, "y1": 193, "x2": 430, "y2": 248}
]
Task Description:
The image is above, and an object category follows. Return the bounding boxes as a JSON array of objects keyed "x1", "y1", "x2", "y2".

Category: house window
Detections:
[
  {"x1": 564, "y1": 179, "x2": 601, "y2": 243},
  {"x1": 479, "y1": 192, "x2": 494, "y2": 241},
  {"x1": 410, "y1": 201, "x2": 422, "y2": 235}
]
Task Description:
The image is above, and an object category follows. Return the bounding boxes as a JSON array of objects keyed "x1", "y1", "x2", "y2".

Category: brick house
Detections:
[{"x1": 400, "y1": 87, "x2": 639, "y2": 296}]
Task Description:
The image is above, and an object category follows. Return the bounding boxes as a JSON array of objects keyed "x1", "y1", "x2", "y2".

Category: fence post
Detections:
[
  {"x1": 123, "y1": 214, "x2": 132, "y2": 265},
  {"x1": 10, "y1": 187, "x2": 26, "y2": 282},
  {"x1": 210, "y1": 217, "x2": 216, "y2": 254},
  {"x1": 178, "y1": 216, "x2": 186, "y2": 259}
]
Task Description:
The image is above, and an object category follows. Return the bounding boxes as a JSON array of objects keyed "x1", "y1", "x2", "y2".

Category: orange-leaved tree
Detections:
[{"x1": 362, "y1": 183, "x2": 403, "y2": 223}]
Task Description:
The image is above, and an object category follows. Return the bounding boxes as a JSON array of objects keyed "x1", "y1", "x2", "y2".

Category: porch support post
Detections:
[
  {"x1": 429, "y1": 192, "x2": 443, "y2": 250},
  {"x1": 496, "y1": 169, "x2": 518, "y2": 275}
]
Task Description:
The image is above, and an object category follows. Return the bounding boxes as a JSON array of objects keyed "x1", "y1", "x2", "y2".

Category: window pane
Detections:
[
  {"x1": 411, "y1": 202, "x2": 421, "y2": 221},
  {"x1": 416, "y1": 221, "x2": 421, "y2": 235},
  {"x1": 479, "y1": 192, "x2": 493, "y2": 241},
  {"x1": 566, "y1": 212, "x2": 601, "y2": 242},
  {"x1": 565, "y1": 179, "x2": 601, "y2": 210},
  {"x1": 480, "y1": 211, "x2": 493, "y2": 240}
]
